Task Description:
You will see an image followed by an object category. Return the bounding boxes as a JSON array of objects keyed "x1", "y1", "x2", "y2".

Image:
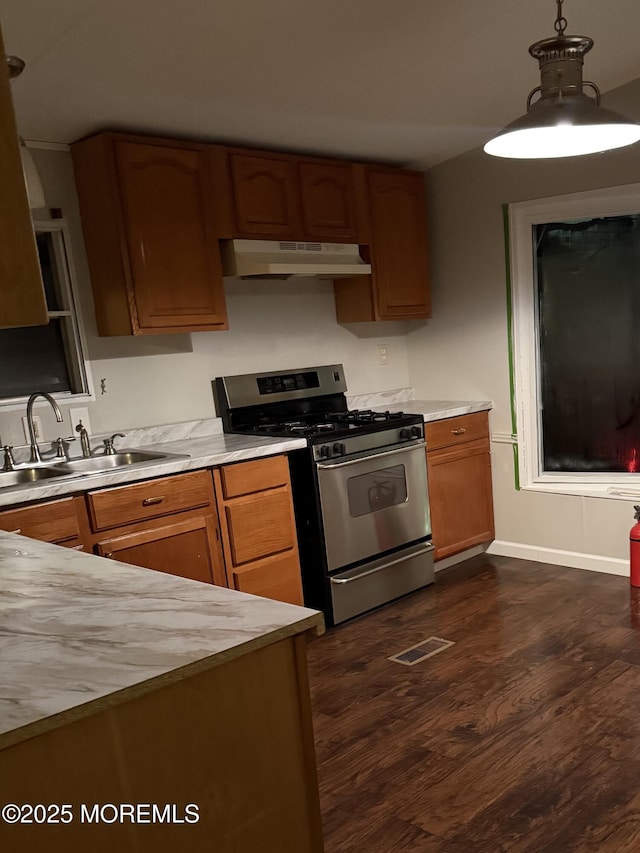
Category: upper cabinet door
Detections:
[
  {"x1": 368, "y1": 168, "x2": 431, "y2": 319},
  {"x1": 298, "y1": 162, "x2": 357, "y2": 242},
  {"x1": 229, "y1": 152, "x2": 303, "y2": 238},
  {"x1": 72, "y1": 133, "x2": 228, "y2": 335},
  {"x1": 115, "y1": 141, "x2": 227, "y2": 331},
  {"x1": 0, "y1": 21, "x2": 48, "y2": 329}
]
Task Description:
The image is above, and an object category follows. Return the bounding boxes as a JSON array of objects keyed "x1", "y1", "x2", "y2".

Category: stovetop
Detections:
[{"x1": 237, "y1": 408, "x2": 423, "y2": 442}]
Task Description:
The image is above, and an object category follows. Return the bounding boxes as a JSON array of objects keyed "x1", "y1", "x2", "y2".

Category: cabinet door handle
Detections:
[
  {"x1": 10, "y1": 528, "x2": 21, "y2": 534},
  {"x1": 451, "y1": 428, "x2": 466, "y2": 435},
  {"x1": 142, "y1": 496, "x2": 165, "y2": 506},
  {"x1": 103, "y1": 551, "x2": 114, "y2": 558}
]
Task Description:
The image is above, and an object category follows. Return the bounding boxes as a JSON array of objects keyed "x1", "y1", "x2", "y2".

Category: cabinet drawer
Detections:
[
  {"x1": 0, "y1": 497, "x2": 80, "y2": 543},
  {"x1": 87, "y1": 470, "x2": 212, "y2": 531},
  {"x1": 230, "y1": 551, "x2": 303, "y2": 606},
  {"x1": 425, "y1": 411, "x2": 489, "y2": 452},
  {"x1": 223, "y1": 489, "x2": 295, "y2": 566},
  {"x1": 220, "y1": 455, "x2": 290, "y2": 499}
]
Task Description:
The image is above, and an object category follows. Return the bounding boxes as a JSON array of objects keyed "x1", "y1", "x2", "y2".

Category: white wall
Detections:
[
  {"x1": 0, "y1": 148, "x2": 412, "y2": 446},
  {"x1": 407, "y1": 78, "x2": 640, "y2": 569}
]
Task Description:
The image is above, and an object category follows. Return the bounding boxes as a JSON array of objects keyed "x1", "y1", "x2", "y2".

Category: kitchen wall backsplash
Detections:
[{"x1": 0, "y1": 149, "x2": 412, "y2": 446}]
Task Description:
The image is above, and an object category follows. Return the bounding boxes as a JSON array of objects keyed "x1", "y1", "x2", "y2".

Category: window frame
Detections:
[
  {"x1": 0, "y1": 218, "x2": 94, "y2": 411},
  {"x1": 509, "y1": 181, "x2": 640, "y2": 498}
]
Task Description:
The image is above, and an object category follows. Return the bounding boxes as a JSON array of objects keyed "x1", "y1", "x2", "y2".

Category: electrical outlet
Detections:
[
  {"x1": 377, "y1": 345, "x2": 389, "y2": 365},
  {"x1": 22, "y1": 416, "x2": 42, "y2": 442},
  {"x1": 69, "y1": 407, "x2": 92, "y2": 435}
]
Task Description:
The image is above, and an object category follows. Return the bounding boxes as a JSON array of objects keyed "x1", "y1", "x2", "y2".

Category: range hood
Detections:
[{"x1": 221, "y1": 239, "x2": 372, "y2": 279}]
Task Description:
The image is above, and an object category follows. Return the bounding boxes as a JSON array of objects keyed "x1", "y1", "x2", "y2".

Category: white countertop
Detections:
[
  {"x1": 0, "y1": 431, "x2": 306, "y2": 509},
  {"x1": 0, "y1": 531, "x2": 323, "y2": 750},
  {"x1": 391, "y1": 400, "x2": 493, "y2": 422},
  {"x1": 0, "y1": 401, "x2": 492, "y2": 509}
]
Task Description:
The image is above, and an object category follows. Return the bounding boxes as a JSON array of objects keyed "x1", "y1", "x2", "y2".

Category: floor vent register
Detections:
[{"x1": 388, "y1": 636, "x2": 455, "y2": 666}]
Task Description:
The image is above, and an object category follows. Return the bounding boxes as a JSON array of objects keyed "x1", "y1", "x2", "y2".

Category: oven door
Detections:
[{"x1": 316, "y1": 441, "x2": 430, "y2": 571}]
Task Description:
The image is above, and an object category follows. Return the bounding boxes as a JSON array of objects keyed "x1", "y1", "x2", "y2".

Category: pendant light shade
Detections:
[
  {"x1": 6, "y1": 54, "x2": 47, "y2": 209},
  {"x1": 484, "y1": 2, "x2": 640, "y2": 159}
]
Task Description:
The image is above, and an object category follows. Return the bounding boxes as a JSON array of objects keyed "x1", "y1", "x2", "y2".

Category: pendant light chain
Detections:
[{"x1": 554, "y1": 0, "x2": 567, "y2": 36}]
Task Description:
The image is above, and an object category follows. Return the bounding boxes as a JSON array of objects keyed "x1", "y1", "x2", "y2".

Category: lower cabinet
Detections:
[
  {"x1": 86, "y1": 469, "x2": 227, "y2": 587},
  {"x1": 94, "y1": 514, "x2": 224, "y2": 585},
  {"x1": 0, "y1": 496, "x2": 89, "y2": 549},
  {"x1": 213, "y1": 456, "x2": 304, "y2": 605},
  {"x1": 425, "y1": 411, "x2": 495, "y2": 561},
  {"x1": 0, "y1": 456, "x2": 304, "y2": 606}
]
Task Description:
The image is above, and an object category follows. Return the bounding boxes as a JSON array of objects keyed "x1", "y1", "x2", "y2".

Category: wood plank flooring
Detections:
[{"x1": 307, "y1": 554, "x2": 640, "y2": 852}]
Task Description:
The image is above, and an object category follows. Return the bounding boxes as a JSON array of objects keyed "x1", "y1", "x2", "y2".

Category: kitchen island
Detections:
[{"x1": 0, "y1": 532, "x2": 324, "y2": 852}]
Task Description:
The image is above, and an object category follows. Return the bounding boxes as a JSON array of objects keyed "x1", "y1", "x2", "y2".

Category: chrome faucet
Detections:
[
  {"x1": 75, "y1": 420, "x2": 92, "y2": 458},
  {"x1": 103, "y1": 433, "x2": 125, "y2": 455},
  {"x1": 26, "y1": 391, "x2": 63, "y2": 463}
]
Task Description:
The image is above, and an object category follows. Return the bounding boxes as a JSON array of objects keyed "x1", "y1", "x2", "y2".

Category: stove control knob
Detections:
[
  {"x1": 410, "y1": 425, "x2": 422, "y2": 439},
  {"x1": 319, "y1": 444, "x2": 332, "y2": 459},
  {"x1": 333, "y1": 442, "x2": 346, "y2": 456},
  {"x1": 399, "y1": 428, "x2": 412, "y2": 440}
]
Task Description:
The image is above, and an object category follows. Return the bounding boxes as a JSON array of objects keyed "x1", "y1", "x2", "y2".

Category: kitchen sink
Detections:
[
  {"x1": 55, "y1": 450, "x2": 187, "y2": 475},
  {"x1": 0, "y1": 466, "x2": 73, "y2": 486}
]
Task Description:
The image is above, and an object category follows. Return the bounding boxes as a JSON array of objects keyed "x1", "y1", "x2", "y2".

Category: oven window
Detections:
[{"x1": 347, "y1": 464, "x2": 408, "y2": 517}]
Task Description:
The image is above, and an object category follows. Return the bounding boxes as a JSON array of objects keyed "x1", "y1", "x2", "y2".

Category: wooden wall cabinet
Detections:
[
  {"x1": 425, "y1": 411, "x2": 495, "y2": 561},
  {"x1": 86, "y1": 470, "x2": 226, "y2": 586},
  {"x1": 333, "y1": 166, "x2": 430, "y2": 322},
  {"x1": 71, "y1": 132, "x2": 228, "y2": 336},
  {"x1": 228, "y1": 149, "x2": 358, "y2": 242},
  {"x1": 71, "y1": 126, "x2": 431, "y2": 333},
  {"x1": 214, "y1": 455, "x2": 304, "y2": 605},
  {"x1": 0, "y1": 22, "x2": 48, "y2": 329}
]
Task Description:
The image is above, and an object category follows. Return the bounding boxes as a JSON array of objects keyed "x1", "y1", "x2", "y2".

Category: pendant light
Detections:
[
  {"x1": 484, "y1": 0, "x2": 640, "y2": 159},
  {"x1": 6, "y1": 55, "x2": 46, "y2": 208}
]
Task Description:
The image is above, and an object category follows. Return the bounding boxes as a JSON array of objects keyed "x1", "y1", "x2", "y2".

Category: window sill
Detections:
[
  {"x1": 0, "y1": 391, "x2": 95, "y2": 413},
  {"x1": 521, "y1": 481, "x2": 640, "y2": 501}
]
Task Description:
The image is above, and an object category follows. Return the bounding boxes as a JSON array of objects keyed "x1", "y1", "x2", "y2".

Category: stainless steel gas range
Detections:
[{"x1": 213, "y1": 364, "x2": 434, "y2": 625}]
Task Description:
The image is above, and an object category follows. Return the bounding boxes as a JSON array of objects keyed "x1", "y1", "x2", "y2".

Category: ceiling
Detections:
[{"x1": 2, "y1": 0, "x2": 640, "y2": 169}]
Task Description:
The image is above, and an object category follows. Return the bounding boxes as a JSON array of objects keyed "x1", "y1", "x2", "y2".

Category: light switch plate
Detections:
[
  {"x1": 22, "y1": 416, "x2": 42, "y2": 442},
  {"x1": 69, "y1": 407, "x2": 92, "y2": 435}
]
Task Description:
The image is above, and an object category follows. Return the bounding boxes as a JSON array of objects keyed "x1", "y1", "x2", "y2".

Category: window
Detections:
[
  {"x1": 0, "y1": 219, "x2": 92, "y2": 408},
  {"x1": 508, "y1": 182, "x2": 640, "y2": 496}
]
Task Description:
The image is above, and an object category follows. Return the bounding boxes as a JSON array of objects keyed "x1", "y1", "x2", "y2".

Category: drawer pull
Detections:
[
  {"x1": 142, "y1": 496, "x2": 165, "y2": 506},
  {"x1": 451, "y1": 428, "x2": 467, "y2": 435},
  {"x1": 103, "y1": 551, "x2": 114, "y2": 558}
]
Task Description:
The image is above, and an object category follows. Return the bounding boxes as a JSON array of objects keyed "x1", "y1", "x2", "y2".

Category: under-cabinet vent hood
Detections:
[{"x1": 221, "y1": 239, "x2": 372, "y2": 279}]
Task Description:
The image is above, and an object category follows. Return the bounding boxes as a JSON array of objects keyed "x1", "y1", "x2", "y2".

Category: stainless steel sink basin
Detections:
[
  {"x1": 0, "y1": 466, "x2": 73, "y2": 486},
  {"x1": 55, "y1": 449, "x2": 186, "y2": 475}
]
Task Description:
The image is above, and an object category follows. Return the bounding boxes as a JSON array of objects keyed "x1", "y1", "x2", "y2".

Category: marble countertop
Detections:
[
  {"x1": 0, "y1": 531, "x2": 323, "y2": 750},
  {"x1": 0, "y1": 400, "x2": 492, "y2": 508},
  {"x1": 373, "y1": 399, "x2": 493, "y2": 422},
  {"x1": 0, "y1": 431, "x2": 306, "y2": 509}
]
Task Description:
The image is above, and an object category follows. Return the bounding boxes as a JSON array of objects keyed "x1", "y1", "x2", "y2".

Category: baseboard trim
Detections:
[
  {"x1": 486, "y1": 540, "x2": 628, "y2": 577},
  {"x1": 434, "y1": 544, "x2": 488, "y2": 572}
]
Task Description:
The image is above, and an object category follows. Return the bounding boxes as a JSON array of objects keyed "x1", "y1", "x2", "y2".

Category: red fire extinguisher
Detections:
[{"x1": 630, "y1": 506, "x2": 640, "y2": 587}]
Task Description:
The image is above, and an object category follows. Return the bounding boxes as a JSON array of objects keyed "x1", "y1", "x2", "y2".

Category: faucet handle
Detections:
[
  {"x1": 3, "y1": 446, "x2": 16, "y2": 472},
  {"x1": 103, "y1": 433, "x2": 125, "y2": 455},
  {"x1": 54, "y1": 437, "x2": 75, "y2": 459}
]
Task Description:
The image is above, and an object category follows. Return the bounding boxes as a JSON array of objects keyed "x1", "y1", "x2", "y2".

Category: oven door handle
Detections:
[
  {"x1": 330, "y1": 544, "x2": 433, "y2": 584},
  {"x1": 317, "y1": 440, "x2": 426, "y2": 469}
]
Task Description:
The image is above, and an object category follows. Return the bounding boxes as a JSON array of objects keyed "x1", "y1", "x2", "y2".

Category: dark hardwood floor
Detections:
[{"x1": 307, "y1": 554, "x2": 640, "y2": 852}]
